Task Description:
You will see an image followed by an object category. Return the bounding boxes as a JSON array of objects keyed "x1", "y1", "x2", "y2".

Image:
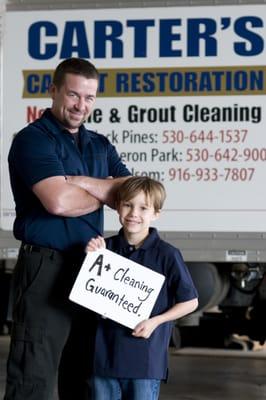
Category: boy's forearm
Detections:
[
  {"x1": 153, "y1": 298, "x2": 198, "y2": 326},
  {"x1": 132, "y1": 298, "x2": 198, "y2": 339}
]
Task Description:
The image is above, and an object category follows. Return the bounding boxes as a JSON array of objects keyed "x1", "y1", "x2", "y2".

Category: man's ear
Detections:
[{"x1": 49, "y1": 83, "x2": 56, "y2": 99}]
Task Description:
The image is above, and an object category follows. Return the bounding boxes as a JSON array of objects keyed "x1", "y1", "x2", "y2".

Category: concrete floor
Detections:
[{"x1": 1, "y1": 335, "x2": 266, "y2": 399}]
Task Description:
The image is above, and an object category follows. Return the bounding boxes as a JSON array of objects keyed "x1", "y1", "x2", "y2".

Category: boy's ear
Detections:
[{"x1": 152, "y1": 209, "x2": 161, "y2": 221}]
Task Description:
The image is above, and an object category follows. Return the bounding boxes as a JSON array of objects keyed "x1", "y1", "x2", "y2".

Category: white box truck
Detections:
[{"x1": 0, "y1": 0, "x2": 266, "y2": 346}]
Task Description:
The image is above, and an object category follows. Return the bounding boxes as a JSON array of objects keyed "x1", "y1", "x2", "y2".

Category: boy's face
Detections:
[{"x1": 117, "y1": 191, "x2": 160, "y2": 241}]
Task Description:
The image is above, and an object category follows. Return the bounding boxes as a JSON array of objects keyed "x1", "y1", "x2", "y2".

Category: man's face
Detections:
[{"x1": 50, "y1": 73, "x2": 98, "y2": 133}]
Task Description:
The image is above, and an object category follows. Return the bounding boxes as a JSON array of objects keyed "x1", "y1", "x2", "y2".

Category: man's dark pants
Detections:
[{"x1": 4, "y1": 245, "x2": 95, "y2": 400}]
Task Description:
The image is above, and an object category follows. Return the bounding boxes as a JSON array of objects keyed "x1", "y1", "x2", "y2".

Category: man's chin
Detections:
[{"x1": 67, "y1": 119, "x2": 84, "y2": 129}]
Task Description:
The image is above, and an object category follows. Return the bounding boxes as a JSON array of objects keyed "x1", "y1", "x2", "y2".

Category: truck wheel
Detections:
[{"x1": 186, "y1": 262, "x2": 229, "y2": 311}]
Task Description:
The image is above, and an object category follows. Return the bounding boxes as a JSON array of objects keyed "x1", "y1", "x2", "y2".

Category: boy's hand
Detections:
[
  {"x1": 86, "y1": 235, "x2": 106, "y2": 252},
  {"x1": 132, "y1": 317, "x2": 160, "y2": 339}
]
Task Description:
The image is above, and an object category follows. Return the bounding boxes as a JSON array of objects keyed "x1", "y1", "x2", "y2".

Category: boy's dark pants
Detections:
[{"x1": 4, "y1": 245, "x2": 95, "y2": 400}]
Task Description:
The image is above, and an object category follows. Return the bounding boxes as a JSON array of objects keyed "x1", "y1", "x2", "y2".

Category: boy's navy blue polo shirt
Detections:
[
  {"x1": 93, "y1": 228, "x2": 198, "y2": 380},
  {"x1": 8, "y1": 109, "x2": 130, "y2": 253}
]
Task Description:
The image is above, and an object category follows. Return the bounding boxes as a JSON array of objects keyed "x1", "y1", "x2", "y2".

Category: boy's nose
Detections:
[{"x1": 129, "y1": 208, "x2": 138, "y2": 216}]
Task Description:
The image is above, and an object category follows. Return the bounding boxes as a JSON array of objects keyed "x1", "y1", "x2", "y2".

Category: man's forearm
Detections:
[
  {"x1": 57, "y1": 190, "x2": 102, "y2": 217},
  {"x1": 66, "y1": 175, "x2": 130, "y2": 209},
  {"x1": 33, "y1": 176, "x2": 102, "y2": 217}
]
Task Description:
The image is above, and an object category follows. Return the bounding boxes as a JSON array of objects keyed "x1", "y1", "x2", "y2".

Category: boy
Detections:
[{"x1": 86, "y1": 176, "x2": 198, "y2": 400}]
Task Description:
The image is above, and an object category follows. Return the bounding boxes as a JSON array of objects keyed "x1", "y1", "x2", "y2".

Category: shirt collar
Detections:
[
  {"x1": 41, "y1": 108, "x2": 87, "y2": 137},
  {"x1": 117, "y1": 227, "x2": 160, "y2": 252}
]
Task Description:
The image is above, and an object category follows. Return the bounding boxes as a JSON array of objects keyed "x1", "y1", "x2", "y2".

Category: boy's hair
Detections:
[
  {"x1": 116, "y1": 176, "x2": 166, "y2": 212},
  {"x1": 52, "y1": 58, "x2": 99, "y2": 89}
]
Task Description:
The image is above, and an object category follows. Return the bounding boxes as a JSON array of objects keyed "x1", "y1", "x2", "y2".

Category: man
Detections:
[{"x1": 5, "y1": 58, "x2": 131, "y2": 400}]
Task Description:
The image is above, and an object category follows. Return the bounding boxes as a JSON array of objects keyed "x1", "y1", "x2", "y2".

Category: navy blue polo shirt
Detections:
[
  {"x1": 93, "y1": 228, "x2": 198, "y2": 380},
  {"x1": 8, "y1": 109, "x2": 130, "y2": 253}
]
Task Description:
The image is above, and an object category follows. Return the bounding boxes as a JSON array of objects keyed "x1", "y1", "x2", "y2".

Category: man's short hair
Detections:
[
  {"x1": 116, "y1": 176, "x2": 166, "y2": 212},
  {"x1": 52, "y1": 58, "x2": 99, "y2": 88}
]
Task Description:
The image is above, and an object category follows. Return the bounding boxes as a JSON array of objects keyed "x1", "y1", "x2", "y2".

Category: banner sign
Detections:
[
  {"x1": 1, "y1": 5, "x2": 266, "y2": 231},
  {"x1": 69, "y1": 249, "x2": 165, "y2": 329}
]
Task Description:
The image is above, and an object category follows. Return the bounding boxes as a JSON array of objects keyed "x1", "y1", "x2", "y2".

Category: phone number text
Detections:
[{"x1": 168, "y1": 168, "x2": 255, "y2": 181}]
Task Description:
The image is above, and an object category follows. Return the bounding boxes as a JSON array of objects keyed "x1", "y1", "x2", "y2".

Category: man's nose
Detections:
[{"x1": 75, "y1": 97, "x2": 86, "y2": 111}]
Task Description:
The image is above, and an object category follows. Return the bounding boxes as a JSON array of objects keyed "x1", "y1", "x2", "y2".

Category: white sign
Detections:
[{"x1": 69, "y1": 248, "x2": 165, "y2": 329}]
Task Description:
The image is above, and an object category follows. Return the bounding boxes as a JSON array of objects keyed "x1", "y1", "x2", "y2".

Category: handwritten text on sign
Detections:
[{"x1": 69, "y1": 249, "x2": 165, "y2": 329}]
